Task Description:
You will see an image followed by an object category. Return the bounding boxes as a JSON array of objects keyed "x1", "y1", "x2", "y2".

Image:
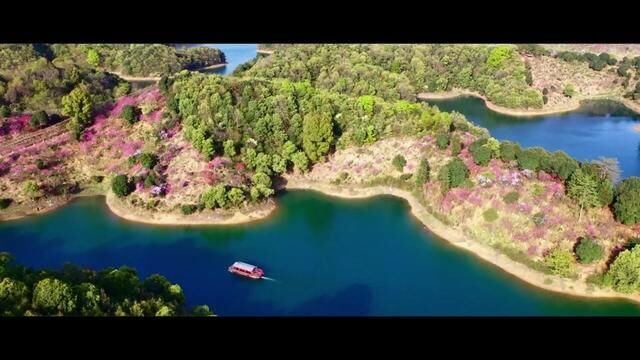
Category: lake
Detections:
[{"x1": 1, "y1": 191, "x2": 639, "y2": 316}]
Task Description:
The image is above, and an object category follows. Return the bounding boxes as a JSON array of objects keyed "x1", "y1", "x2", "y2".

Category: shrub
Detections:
[
  {"x1": 0, "y1": 105, "x2": 10, "y2": 117},
  {"x1": 111, "y1": 175, "x2": 132, "y2": 198},
  {"x1": 563, "y1": 84, "x2": 576, "y2": 97},
  {"x1": 90, "y1": 175, "x2": 104, "y2": 183},
  {"x1": 531, "y1": 183, "x2": 545, "y2": 196},
  {"x1": 144, "y1": 174, "x2": 157, "y2": 188},
  {"x1": 436, "y1": 132, "x2": 450, "y2": 150},
  {"x1": 180, "y1": 204, "x2": 198, "y2": 215},
  {"x1": 604, "y1": 247, "x2": 640, "y2": 293},
  {"x1": 502, "y1": 191, "x2": 520, "y2": 204},
  {"x1": 450, "y1": 136, "x2": 462, "y2": 156},
  {"x1": 414, "y1": 159, "x2": 430, "y2": 186},
  {"x1": 575, "y1": 238, "x2": 604, "y2": 264},
  {"x1": 438, "y1": 158, "x2": 469, "y2": 191},
  {"x1": 0, "y1": 198, "x2": 12, "y2": 209},
  {"x1": 469, "y1": 139, "x2": 492, "y2": 166},
  {"x1": 139, "y1": 153, "x2": 158, "y2": 170},
  {"x1": 499, "y1": 141, "x2": 521, "y2": 162},
  {"x1": 399, "y1": 173, "x2": 412, "y2": 181},
  {"x1": 532, "y1": 212, "x2": 545, "y2": 226},
  {"x1": 483, "y1": 208, "x2": 499, "y2": 222},
  {"x1": 35, "y1": 159, "x2": 46, "y2": 170},
  {"x1": 122, "y1": 105, "x2": 139, "y2": 125},
  {"x1": 613, "y1": 177, "x2": 640, "y2": 224},
  {"x1": 29, "y1": 111, "x2": 49, "y2": 128},
  {"x1": 392, "y1": 155, "x2": 407, "y2": 172},
  {"x1": 544, "y1": 249, "x2": 576, "y2": 277}
]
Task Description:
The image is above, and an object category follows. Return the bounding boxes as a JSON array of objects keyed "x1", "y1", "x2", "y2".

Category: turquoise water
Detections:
[
  {"x1": 424, "y1": 96, "x2": 640, "y2": 178},
  {"x1": 2, "y1": 192, "x2": 639, "y2": 316}
]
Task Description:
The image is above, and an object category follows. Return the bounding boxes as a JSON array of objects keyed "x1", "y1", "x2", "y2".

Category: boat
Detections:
[{"x1": 228, "y1": 261, "x2": 264, "y2": 279}]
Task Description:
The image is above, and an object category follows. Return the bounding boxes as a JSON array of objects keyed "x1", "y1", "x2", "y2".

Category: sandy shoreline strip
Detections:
[
  {"x1": 104, "y1": 192, "x2": 276, "y2": 226},
  {"x1": 283, "y1": 178, "x2": 640, "y2": 306},
  {"x1": 417, "y1": 90, "x2": 640, "y2": 117}
]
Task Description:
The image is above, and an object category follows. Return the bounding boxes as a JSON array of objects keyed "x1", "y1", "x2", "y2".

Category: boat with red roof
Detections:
[{"x1": 228, "y1": 261, "x2": 265, "y2": 279}]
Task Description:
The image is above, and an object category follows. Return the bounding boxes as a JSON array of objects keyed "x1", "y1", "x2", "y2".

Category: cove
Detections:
[
  {"x1": 1, "y1": 191, "x2": 640, "y2": 316},
  {"x1": 423, "y1": 96, "x2": 640, "y2": 178}
]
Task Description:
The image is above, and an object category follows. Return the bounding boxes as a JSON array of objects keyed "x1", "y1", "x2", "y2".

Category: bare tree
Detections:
[{"x1": 592, "y1": 157, "x2": 621, "y2": 183}]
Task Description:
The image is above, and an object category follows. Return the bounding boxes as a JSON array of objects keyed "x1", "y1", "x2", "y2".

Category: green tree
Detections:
[
  {"x1": 438, "y1": 158, "x2": 469, "y2": 192},
  {"x1": 487, "y1": 46, "x2": 513, "y2": 69},
  {"x1": 613, "y1": 177, "x2": 640, "y2": 224},
  {"x1": 201, "y1": 185, "x2": 227, "y2": 209},
  {"x1": 192, "y1": 305, "x2": 214, "y2": 316},
  {"x1": 250, "y1": 172, "x2": 274, "y2": 201},
  {"x1": 271, "y1": 154, "x2": 287, "y2": 174},
  {"x1": 499, "y1": 141, "x2": 521, "y2": 162},
  {"x1": 86, "y1": 49, "x2": 100, "y2": 67},
  {"x1": 544, "y1": 249, "x2": 576, "y2": 277},
  {"x1": 302, "y1": 112, "x2": 334, "y2": 162},
  {"x1": 291, "y1": 151, "x2": 309, "y2": 173},
  {"x1": 201, "y1": 138, "x2": 215, "y2": 161},
  {"x1": 32, "y1": 278, "x2": 77, "y2": 315},
  {"x1": 111, "y1": 175, "x2": 132, "y2": 198},
  {"x1": 75, "y1": 282, "x2": 104, "y2": 316},
  {"x1": 122, "y1": 105, "x2": 139, "y2": 125},
  {"x1": 98, "y1": 266, "x2": 141, "y2": 301},
  {"x1": 223, "y1": 139, "x2": 236, "y2": 157},
  {"x1": 469, "y1": 139, "x2": 492, "y2": 166},
  {"x1": 575, "y1": 238, "x2": 604, "y2": 264},
  {"x1": 62, "y1": 86, "x2": 93, "y2": 140},
  {"x1": 604, "y1": 247, "x2": 640, "y2": 293},
  {"x1": 567, "y1": 168, "x2": 600, "y2": 222},
  {"x1": 0, "y1": 278, "x2": 30, "y2": 316},
  {"x1": 581, "y1": 163, "x2": 614, "y2": 207},
  {"x1": 414, "y1": 159, "x2": 430, "y2": 186},
  {"x1": 392, "y1": 155, "x2": 406, "y2": 172},
  {"x1": 281, "y1": 141, "x2": 297, "y2": 161},
  {"x1": 226, "y1": 188, "x2": 246, "y2": 207}
]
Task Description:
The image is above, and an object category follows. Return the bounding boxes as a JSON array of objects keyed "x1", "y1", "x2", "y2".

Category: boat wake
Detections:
[{"x1": 261, "y1": 276, "x2": 277, "y2": 281}]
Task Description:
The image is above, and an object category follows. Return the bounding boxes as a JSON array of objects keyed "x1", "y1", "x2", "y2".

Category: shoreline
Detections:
[
  {"x1": 3, "y1": 177, "x2": 640, "y2": 305},
  {"x1": 283, "y1": 178, "x2": 640, "y2": 306},
  {"x1": 417, "y1": 90, "x2": 640, "y2": 117},
  {"x1": 104, "y1": 192, "x2": 277, "y2": 226}
]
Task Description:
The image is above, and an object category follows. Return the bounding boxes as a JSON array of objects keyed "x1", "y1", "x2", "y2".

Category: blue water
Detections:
[
  {"x1": 2, "y1": 192, "x2": 639, "y2": 316},
  {"x1": 199, "y1": 44, "x2": 257, "y2": 75},
  {"x1": 425, "y1": 96, "x2": 640, "y2": 179}
]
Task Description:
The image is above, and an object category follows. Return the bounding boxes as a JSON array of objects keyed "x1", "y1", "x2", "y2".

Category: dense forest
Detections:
[
  {"x1": 245, "y1": 44, "x2": 543, "y2": 109},
  {"x1": 160, "y1": 70, "x2": 488, "y2": 205},
  {"x1": 0, "y1": 252, "x2": 213, "y2": 316},
  {"x1": 0, "y1": 44, "x2": 124, "y2": 114},
  {"x1": 50, "y1": 44, "x2": 226, "y2": 77}
]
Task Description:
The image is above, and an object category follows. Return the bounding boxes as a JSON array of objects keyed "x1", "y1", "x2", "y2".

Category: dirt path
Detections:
[{"x1": 0, "y1": 119, "x2": 70, "y2": 157}]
